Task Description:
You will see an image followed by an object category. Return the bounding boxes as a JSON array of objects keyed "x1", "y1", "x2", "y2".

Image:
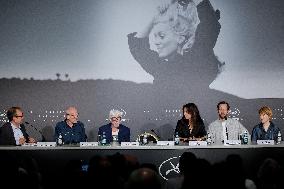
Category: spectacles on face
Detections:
[
  {"x1": 15, "y1": 114, "x2": 24, "y2": 118},
  {"x1": 111, "y1": 117, "x2": 121, "y2": 121},
  {"x1": 67, "y1": 114, "x2": 79, "y2": 118}
]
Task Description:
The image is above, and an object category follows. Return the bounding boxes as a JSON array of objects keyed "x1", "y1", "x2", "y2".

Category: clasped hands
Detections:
[{"x1": 19, "y1": 137, "x2": 36, "y2": 145}]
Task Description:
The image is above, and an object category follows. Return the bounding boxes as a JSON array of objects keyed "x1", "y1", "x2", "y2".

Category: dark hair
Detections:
[
  {"x1": 217, "y1": 101, "x2": 230, "y2": 110},
  {"x1": 182, "y1": 103, "x2": 203, "y2": 132},
  {"x1": 7, "y1": 107, "x2": 22, "y2": 122}
]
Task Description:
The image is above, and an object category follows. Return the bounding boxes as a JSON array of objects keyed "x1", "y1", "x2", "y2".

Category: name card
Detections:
[
  {"x1": 36, "y1": 142, "x2": 56, "y2": 147},
  {"x1": 188, "y1": 141, "x2": 207, "y2": 146},
  {"x1": 224, "y1": 140, "x2": 241, "y2": 145},
  {"x1": 257, "y1": 140, "x2": 275, "y2": 145},
  {"x1": 80, "y1": 142, "x2": 98, "y2": 147},
  {"x1": 121, "y1": 142, "x2": 139, "y2": 146},
  {"x1": 21, "y1": 143, "x2": 37, "y2": 147},
  {"x1": 156, "y1": 141, "x2": 175, "y2": 146}
]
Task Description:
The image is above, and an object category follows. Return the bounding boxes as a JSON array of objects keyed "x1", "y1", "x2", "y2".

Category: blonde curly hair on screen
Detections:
[
  {"x1": 153, "y1": 1, "x2": 200, "y2": 54},
  {"x1": 109, "y1": 109, "x2": 123, "y2": 119}
]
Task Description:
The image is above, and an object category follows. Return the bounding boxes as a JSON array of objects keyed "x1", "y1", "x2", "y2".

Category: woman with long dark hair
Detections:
[{"x1": 175, "y1": 103, "x2": 206, "y2": 142}]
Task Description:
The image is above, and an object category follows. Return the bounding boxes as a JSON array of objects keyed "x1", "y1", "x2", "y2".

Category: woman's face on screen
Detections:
[{"x1": 150, "y1": 23, "x2": 181, "y2": 58}]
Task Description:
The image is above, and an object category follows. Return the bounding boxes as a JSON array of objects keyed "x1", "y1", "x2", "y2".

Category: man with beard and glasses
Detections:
[{"x1": 208, "y1": 101, "x2": 249, "y2": 144}]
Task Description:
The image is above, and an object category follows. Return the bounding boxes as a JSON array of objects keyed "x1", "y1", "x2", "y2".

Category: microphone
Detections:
[
  {"x1": 151, "y1": 129, "x2": 160, "y2": 139},
  {"x1": 224, "y1": 116, "x2": 228, "y2": 140},
  {"x1": 25, "y1": 122, "x2": 45, "y2": 142},
  {"x1": 225, "y1": 126, "x2": 228, "y2": 140}
]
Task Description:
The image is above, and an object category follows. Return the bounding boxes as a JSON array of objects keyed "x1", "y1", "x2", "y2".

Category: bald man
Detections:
[{"x1": 54, "y1": 106, "x2": 86, "y2": 144}]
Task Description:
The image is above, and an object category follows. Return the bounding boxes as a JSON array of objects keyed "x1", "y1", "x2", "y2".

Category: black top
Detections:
[
  {"x1": 98, "y1": 123, "x2": 130, "y2": 144},
  {"x1": 175, "y1": 119, "x2": 206, "y2": 139}
]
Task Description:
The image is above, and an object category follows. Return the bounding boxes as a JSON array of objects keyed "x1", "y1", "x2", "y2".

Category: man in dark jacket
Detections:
[{"x1": 0, "y1": 107, "x2": 35, "y2": 145}]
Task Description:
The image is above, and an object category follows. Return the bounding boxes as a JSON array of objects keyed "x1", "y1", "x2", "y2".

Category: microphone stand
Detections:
[
  {"x1": 151, "y1": 129, "x2": 160, "y2": 139},
  {"x1": 225, "y1": 127, "x2": 228, "y2": 141},
  {"x1": 25, "y1": 122, "x2": 46, "y2": 142},
  {"x1": 224, "y1": 116, "x2": 228, "y2": 141}
]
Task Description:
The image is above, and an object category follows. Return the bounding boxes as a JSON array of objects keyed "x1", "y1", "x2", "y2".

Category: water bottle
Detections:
[
  {"x1": 142, "y1": 133, "x2": 148, "y2": 145},
  {"x1": 97, "y1": 134, "x2": 101, "y2": 145},
  {"x1": 101, "y1": 132, "x2": 107, "y2": 145},
  {"x1": 174, "y1": 132, "x2": 180, "y2": 145},
  {"x1": 206, "y1": 132, "x2": 212, "y2": 145},
  {"x1": 112, "y1": 134, "x2": 119, "y2": 146},
  {"x1": 242, "y1": 130, "x2": 248, "y2": 145},
  {"x1": 57, "y1": 133, "x2": 63, "y2": 146},
  {"x1": 277, "y1": 131, "x2": 282, "y2": 144},
  {"x1": 112, "y1": 135, "x2": 118, "y2": 142}
]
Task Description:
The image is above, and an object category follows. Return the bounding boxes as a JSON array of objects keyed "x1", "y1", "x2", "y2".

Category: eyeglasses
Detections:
[
  {"x1": 111, "y1": 117, "x2": 121, "y2": 121},
  {"x1": 67, "y1": 114, "x2": 79, "y2": 118},
  {"x1": 15, "y1": 115, "x2": 24, "y2": 118},
  {"x1": 178, "y1": 0, "x2": 190, "y2": 6}
]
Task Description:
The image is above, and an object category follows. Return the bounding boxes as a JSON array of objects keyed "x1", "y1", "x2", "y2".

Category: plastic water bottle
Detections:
[
  {"x1": 57, "y1": 133, "x2": 63, "y2": 146},
  {"x1": 101, "y1": 132, "x2": 107, "y2": 145},
  {"x1": 174, "y1": 132, "x2": 180, "y2": 145},
  {"x1": 112, "y1": 134, "x2": 119, "y2": 146},
  {"x1": 277, "y1": 131, "x2": 282, "y2": 144},
  {"x1": 142, "y1": 133, "x2": 148, "y2": 145},
  {"x1": 97, "y1": 134, "x2": 101, "y2": 145},
  {"x1": 206, "y1": 132, "x2": 212, "y2": 145},
  {"x1": 112, "y1": 135, "x2": 118, "y2": 142},
  {"x1": 242, "y1": 130, "x2": 248, "y2": 144}
]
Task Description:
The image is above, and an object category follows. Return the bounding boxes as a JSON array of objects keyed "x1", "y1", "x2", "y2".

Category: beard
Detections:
[{"x1": 219, "y1": 114, "x2": 227, "y2": 120}]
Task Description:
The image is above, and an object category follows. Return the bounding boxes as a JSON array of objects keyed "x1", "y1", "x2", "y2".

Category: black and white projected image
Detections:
[{"x1": 0, "y1": 0, "x2": 283, "y2": 141}]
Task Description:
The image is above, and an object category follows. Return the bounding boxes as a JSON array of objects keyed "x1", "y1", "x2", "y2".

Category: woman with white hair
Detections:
[{"x1": 98, "y1": 109, "x2": 130, "y2": 144}]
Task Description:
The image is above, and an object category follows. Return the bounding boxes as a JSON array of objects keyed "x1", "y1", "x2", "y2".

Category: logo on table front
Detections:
[{"x1": 159, "y1": 156, "x2": 180, "y2": 180}]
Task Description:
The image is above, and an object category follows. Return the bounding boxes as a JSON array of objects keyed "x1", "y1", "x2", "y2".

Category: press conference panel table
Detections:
[{"x1": 1, "y1": 144, "x2": 284, "y2": 179}]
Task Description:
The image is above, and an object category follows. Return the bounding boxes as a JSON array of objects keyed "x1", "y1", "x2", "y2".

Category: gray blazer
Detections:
[{"x1": 208, "y1": 118, "x2": 249, "y2": 144}]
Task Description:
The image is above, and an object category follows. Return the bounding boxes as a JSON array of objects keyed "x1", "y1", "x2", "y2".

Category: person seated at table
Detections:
[
  {"x1": 54, "y1": 106, "x2": 87, "y2": 144},
  {"x1": 0, "y1": 107, "x2": 36, "y2": 145},
  {"x1": 251, "y1": 106, "x2": 281, "y2": 143},
  {"x1": 175, "y1": 103, "x2": 206, "y2": 142},
  {"x1": 208, "y1": 101, "x2": 249, "y2": 144},
  {"x1": 98, "y1": 109, "x2": 130, "y2": 144}
]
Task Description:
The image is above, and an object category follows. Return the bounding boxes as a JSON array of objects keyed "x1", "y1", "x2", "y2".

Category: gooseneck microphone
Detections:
[
  {"x1": 225, "y1": 126, "x2": 228, "y2": 140},
  {"x1": 151, "y1": 129, "x2": 160, "y2": 139},
  {"x1": 25, "y1": 122, "x2": 45, "y2": 142},
  {"x1": 224, "y1": 116, "x2": 228, "y2": 140}
]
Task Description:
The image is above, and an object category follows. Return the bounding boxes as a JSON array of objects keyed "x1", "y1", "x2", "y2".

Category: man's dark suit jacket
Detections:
[
  {"x1": 98, "y1": 123, "x2": 130, "y2": 143},
  {"x1": 0, "y1": 122, "x2": 29, "y2": 145}
]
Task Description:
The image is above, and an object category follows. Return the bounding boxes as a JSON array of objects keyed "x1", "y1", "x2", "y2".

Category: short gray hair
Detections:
[{"x1": 109, "y1": 109, "x2": 123, "y2": 119}]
